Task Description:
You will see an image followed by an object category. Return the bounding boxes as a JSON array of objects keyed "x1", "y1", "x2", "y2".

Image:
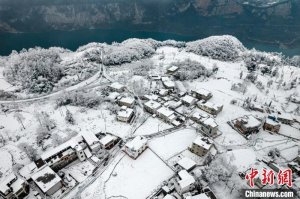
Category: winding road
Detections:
[{"x1": 0, "y1": 62, "x2": 106, "y2": 104}]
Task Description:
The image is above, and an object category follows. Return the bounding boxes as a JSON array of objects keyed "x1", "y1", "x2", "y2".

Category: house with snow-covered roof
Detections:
[
  {"x1": 82, "y1": 131, "x2": 101, "y2": 152},
  {"x1": 263, "y1": 117, "x2": 281, "y2": 133},
  {"x1": 167, "y1": 66, "x2": 179, "y2": 74},
  {"x1": 174, "y1": 170, "x2": 196, "y2": 195},
  {"x1": 109, "y1": 82, "x2": 125, "y2": 92},
  {"x1": 118, "y1": 97, "x2": 135, "y2": 108},
  {"x1": 157, "y1": 106, "x2": 176, "y2": 123},
  {"x1": 277, "y1": 113, "x2": 294, "y2": 125},
  {"x1": 191, "y1": 112, "x2": 218, "y2": 136},
  {"x1": 0, "y1": 173, "x2": 29, "y2": 199},
  {"x1": 176, "y1": 157, "x2": 196, "y2": 172},
  {"x1": 181, "y1": 95, "x2": 197, "y2": 106},
  {"x1": 191, "y1": 89, "x2": 212, "y2": 101},
  {"x1": 117, "y1": 107, "x2": 135, "y2": 123},
  {"x1": 31, "y1": 166, "x2": 62, "y2": 196},
  {"x1": 124, "y1": 136, "x2": 148, "y2": 159},
  {"x1": 40, "y1": 136, "x2": 86, "y2": 170},
  {"x1": 189, "y1": 136, "x2": 213, "y2": 157},
  {"x1": 198, "y1": 101, "x2": 223, "y2": 115},
  {"x1": 199, "y1": 117, "x2": 218, "y2": 136},
  {"x1": 99, "y1": 134, "x2": 118, "y2": 149},
  {"x1": 233, "y1": 115, "x2": 262, "y2": 135},
  {"x1": 144, "y1": 100, "x2": 162, "y2": 114},
  {"x1": 162, "y1": 77, "x2": 175, "y2": 89}
]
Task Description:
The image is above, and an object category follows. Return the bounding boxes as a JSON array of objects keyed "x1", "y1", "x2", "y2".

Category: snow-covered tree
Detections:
[
  {"x1": 18, "y1": 142, "x2": 38, "y2": 161},
  {"x1": 65, "y1": 109, "x2": 75, "y2": 124}
]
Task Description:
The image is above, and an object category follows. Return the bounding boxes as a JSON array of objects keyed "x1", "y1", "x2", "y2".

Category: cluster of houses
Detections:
[
  {"x1": 231, "y1": 112, "x2": 297, "y2": 138},
  {"x1": 152, "y1": 133, "x2": 217, "y2": 199},
  {"x1": 108, "y1": 82, "x2": 137, "y2": 124},
  {"x1": 142, "y1": 80, "x2": 223, "y2": 132},
  {"x1": 0, "y1": 131, "x2": 122, "y2": 199}
]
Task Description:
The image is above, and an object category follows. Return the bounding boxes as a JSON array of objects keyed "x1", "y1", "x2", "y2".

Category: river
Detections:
[{"x1": 0, "y1": 28, "x2": 299, "y2": 57}]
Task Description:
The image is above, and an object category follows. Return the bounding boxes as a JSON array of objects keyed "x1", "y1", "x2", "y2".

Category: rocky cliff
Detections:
[{"x1": 0, "y1": 0, "x2": 299, "y2": 45}]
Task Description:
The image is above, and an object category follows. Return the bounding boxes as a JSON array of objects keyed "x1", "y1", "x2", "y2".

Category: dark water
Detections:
[{"x1": 0, "y1": 28, "x2": 299, "y2": 57}]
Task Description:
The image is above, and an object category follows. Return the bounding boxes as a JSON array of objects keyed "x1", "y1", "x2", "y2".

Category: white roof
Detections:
[
  {"x1": 82, "y1": 132, "x2": 99, "y2": 147},
  {"x1": 110, "y1": 82, "x2": 125, "y2": 90},
  {"x1": 157, "y1": 107, "x2": 175, "y2": 118},
  {"x1": 172, "y1": 120, "x2": 181, "y2": 127},
  {"x1": 177, "y1": 157, "x2": 196, "y2": 171},
  {"x1": 41, "y1": 136, "x2": 83, "y2": 160},
  {"x1": 108, "y1": 92, "x2": 120, "y2": 100},
  {"x1": 240, "y1": 115, "x2": 261, "y2": 128},
  {"x1": 159, "y1": 89, "x2": 169, "y2": 96},
  {"x1": 265, "y1": 118, "x2": 280, "y2": 126},
  {"x1": 125, "y1": 136, "x2": 147, "y2": 151},
  {"x1": 19, "y1": 162, "x2": 38, "y2": 180},
  {"x1": 119, "y1": 97, "x2": 135, "y2": 105},
  {"x1": 278, "y1": 113, "x2": 293, "y2": 121},
  {"x1": 168, "y1": 66, "x2": 179, "y2": 72},
  {"x1": 91, "y1": 156, "x2": 100, "y2": 163},
  {"x1": 161, "y1": 76, "x2": 171, "y2": 82},
  {"x1": 144, "y1": 100, "x2": 161, "y2": 110},
  {"x1": 202, "y1": 118, "x2": 218, "y2": 128},
  {"x1": 163, "y1": 194, "x2": 176, "y2": 199},
  {"x1": 201, "y1": 101, "x2": 222, "y2": 110},
  {"x1": 163, "y1": 81, "x2": 175, "y2": 88},
  {"x1": 100, "y1": 135, "x2": 117, "y2": 146},
  {"x1": 192, "y1": 112, "x2": 209, "y2": 120},
  {"x1": 181, "y1": 95, "x2": 196, "y2": 104},
  {"x1": 186, "y1": 193, "x2": 210, "y2": 199},
  {"x1": 192, "y1": 88, "x2": 211, "y2": 97},
  {"x1": 0, "y1": 173, "x2": 16, "y2": 193},
  {"x1": 144, "y1": 94, "x2": 159, "y2": 101},
  {"x1": 117, "y1": 108, "x2": 134, "y2": 118},
  {"x1": 193, "y1": 136, "x2": 213, "y2": 150},
  {"x1": 84, "y1": 148, "x2": 92, "y2": 158},
  {"x1": 31, "y1": 166, "x2": 61, "y2": 193},
  {"x1": 10, "y1": 178, "x2": 25, "y2": 193},
  {"x1": 177, "y1": 170, "x2": 195, "y2": 189}
]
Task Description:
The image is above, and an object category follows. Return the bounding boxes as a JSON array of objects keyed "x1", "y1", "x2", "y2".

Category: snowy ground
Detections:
[
  {"x1": 134, "y1": 117, "x2": 172, "y2": 136},
  {"x1": 0, "y1": 41, "x2": 299, "y2": 199},
  {"x1": 104, "y1": 150, "x2": 174, "y2": 199},
  {"x1": 149, "y1": 128, "x2": 198, "y2": 161}
]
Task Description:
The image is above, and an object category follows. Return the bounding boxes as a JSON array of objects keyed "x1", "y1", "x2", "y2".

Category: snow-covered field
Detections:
[
  {"x1": 149, "y1": 128, "x2": 198, "y2": 161},
  {"x1": 104, "y1": 150, "x2": 174, "y2": 199}
]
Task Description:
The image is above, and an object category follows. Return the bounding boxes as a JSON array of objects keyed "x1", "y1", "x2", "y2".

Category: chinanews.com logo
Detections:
[{"x1": 243, "y1": 168, "x2": 297, "y2": 198}]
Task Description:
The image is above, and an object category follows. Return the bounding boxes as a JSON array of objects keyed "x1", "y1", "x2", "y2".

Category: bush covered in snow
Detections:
[
  {"x1": 172, "y1": 59, "x2": 212, "y2": 80},
  {"x1": 288, "y1": 55, "x2": 300, "y2": 67},
  {"x1": 186, "y1": 35, "x2": 246, "y2": 61},
  {"x1": 3, "y1": 47, "x2": 66, "y2": 93},
  {"x1": 157, "y1": 40, "x2": 186, "y2": 48},
  {"x1": 56, "y1": 91, "x2": 102, "y2": 108},
  {"x1": 129, "y1": 60, "x2": 155, "y2": 76},
  {"x1": 102, "y1": 39, "x2": 156, "y2": 65},
  {"x1": 242, "y1": 49, "x2": 283, "y2": 72}
]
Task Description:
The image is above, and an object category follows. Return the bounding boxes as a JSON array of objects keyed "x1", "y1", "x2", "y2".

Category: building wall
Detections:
[
  {"x1": 200, "y1": 125, "x2": 217, "y2": 136},
  {"x1": 189, "y1": 143, "x2": 208, "y2": 157},
  {"x1": 76, "y1": 150, "x2": 86, "y2": 161},
  {"x1": 46, "y1": 181, "x2": 63, "y2": 196},
  {"x1": 192, "y1": 91, "x2": 212, "y2": 101},
  {"x1": 119, "y1": 101, "x2": 134, "y2": 108},
  {"x1": 48, "y1": 152, "x2": 78, "y2": 172},
  {"x1": 125, "y1": 144, "x2": 147, "y2": 159},
  {"x1": 117, "y1": 112, "x2": 134, "y2": 123},
  {"x1": 263, "y1": 123, "x2": 280, "y2": 133}
]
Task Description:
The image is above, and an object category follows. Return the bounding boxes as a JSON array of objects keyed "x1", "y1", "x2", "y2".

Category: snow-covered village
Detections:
[{"x1": 0, "y1": 35, "x2": 299, "y2": 199}]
